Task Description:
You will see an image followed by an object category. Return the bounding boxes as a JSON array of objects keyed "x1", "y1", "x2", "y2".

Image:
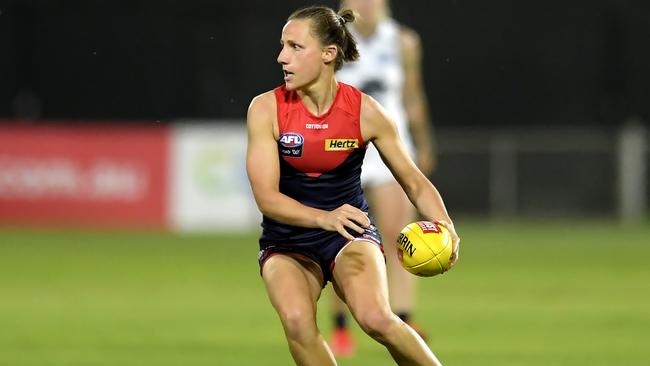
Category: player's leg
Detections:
[
  {"x1": 367, "y1": 181, "x2": 426, "y2": 336},
  {"x1": 332, "y1": 241, "x2": 442, "y2": 365},
  {"x1": 329, "y1": 287, "x2": 355, "y2": 355},
  {"x1": 262, "y1": 254, "x2": 336, "y2": 366}
]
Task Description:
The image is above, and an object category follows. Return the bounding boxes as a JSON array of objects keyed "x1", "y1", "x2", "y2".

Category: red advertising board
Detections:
[{"x1": 0, "y1": 123, "x2": 168, "y2": 228}]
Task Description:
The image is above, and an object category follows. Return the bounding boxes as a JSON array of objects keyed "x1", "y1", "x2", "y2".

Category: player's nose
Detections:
[{"x1": 277, "y1": 48, "x2": 289, "y2": 65}]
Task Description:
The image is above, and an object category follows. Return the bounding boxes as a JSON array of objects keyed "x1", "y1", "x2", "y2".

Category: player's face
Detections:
[
  {"x1": 277, "y1": 19, "x2": 324, "y2": 91},
  {"x1": 344, "y1": 0, "x2": 386, "y2": 24}
]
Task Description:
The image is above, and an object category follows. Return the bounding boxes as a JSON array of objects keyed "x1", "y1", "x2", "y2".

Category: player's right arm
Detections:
[{"x1": 246, "y1": 92, "x2": 369, "y2": 240}]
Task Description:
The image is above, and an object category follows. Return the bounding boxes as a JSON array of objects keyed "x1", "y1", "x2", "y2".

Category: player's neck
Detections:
[
  {"x1": 355, "y1": 21, "x2": 379, "y2": 38},
  {"x1": 354, "y1": 14, "x2": 387, "y2": 38},
  {"x1": 297, "y1": 76, "x2": 338, "y2": 117}
]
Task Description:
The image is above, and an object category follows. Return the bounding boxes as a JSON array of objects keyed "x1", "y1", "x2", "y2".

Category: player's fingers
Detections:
[
  {"x1": 336, "y1": 223, "x2": 356, "y2": 241},
  {"x1": 451, "y1": 237, "x2": 460, "y2": 257},
  {"x1": 447, "y1": 255, "x2": 457, "y2": 270},
  {"x1": 340, "y1": 206, "x2": 370, "y2": 228},
  {"x1": 449, "y1": 245, "x2": 459, "y2": 269},
  {"x1": 447, "y1": 235, "x2": 460, "y2": 270},
  {"x1": 349, "y1": 211, "x2": 370, "y2": 228},
  {"x1": 437, "y1": 219, "x2": 459, "y2": 250},
  {"x1": 450, "y1": 234, "x2": 459, "y2": 249},
  {"x1": 342, "y1": 218, "x2": 365, "y2": 234}
]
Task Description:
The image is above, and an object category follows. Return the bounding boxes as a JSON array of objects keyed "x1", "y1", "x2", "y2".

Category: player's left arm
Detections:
[
  {"x1": 400, "y1": 26, "x2": 436, "y2": 176},
  {"x1": 361, "y1": 94, "x2": 459, "y2": 268}
]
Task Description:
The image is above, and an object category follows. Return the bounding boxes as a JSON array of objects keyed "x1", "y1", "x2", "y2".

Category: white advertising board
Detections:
[{"x1": 170, "y1": 123, "x2": 260, "y2": 232}]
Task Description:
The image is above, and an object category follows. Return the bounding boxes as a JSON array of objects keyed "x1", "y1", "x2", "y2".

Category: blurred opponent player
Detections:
[{"x1": 331, "y1": 0, "x2": 437, "y2": 356}]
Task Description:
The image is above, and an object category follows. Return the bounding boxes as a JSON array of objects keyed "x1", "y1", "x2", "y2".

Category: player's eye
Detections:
[{"x1": 286, "y1": 42, "x2": 301, "y2": 50}]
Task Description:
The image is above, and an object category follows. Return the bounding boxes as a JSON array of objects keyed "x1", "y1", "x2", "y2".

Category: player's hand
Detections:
[
  {"x1": 437, "y1": 219, "x2": 460, "y2": 270},
  {"x1": 316, "y1": 204, "x2": 370, "y2": 241}
]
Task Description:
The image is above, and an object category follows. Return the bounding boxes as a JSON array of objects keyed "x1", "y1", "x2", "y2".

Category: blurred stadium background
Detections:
[{"x1": 1, "y1": 1, "x2": 649, "y2": 365}]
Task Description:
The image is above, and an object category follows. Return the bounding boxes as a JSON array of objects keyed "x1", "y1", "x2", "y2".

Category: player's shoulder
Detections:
[
  {"x1": 360, "y1": 92, "x2": 381, "y2": 115},
  {"x1": 247, "y1": 90, "x2": 278, "y2": 133},
  {"x1": 248, "y1": 90, "x2": 276, "y2": 115},
  {"x1": 360, "y1": 93, "x2": 393, "y2": 129},
  {"x1": 247, "y1": 90, "x2": 278, "y2": 125}
]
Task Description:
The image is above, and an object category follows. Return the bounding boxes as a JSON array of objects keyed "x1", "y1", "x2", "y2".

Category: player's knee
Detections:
[
  {"x1": 356, "y1": 308, "x2": 397, "y2": 341},
  {"x1": 280, "y1": 308, "x2": 318, "y2": 342}
]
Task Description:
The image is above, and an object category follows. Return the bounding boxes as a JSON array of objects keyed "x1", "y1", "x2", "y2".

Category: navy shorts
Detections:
[{"x1": 258, "y1": 224, "x2": 383, "y2": 287}]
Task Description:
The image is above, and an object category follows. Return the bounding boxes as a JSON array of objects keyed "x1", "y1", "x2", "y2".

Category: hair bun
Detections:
[{"x1": 337, "y1": 9, "x2": 356, "y2": 26}]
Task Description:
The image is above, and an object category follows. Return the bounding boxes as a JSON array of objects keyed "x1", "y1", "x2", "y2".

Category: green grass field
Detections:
[{"x1": 1, "y1": 220, "x2": 649, "y2": 365}]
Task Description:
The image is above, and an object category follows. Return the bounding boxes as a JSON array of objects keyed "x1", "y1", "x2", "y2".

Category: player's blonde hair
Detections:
[{"x1": 288, "y1": 6, "x2": 360, "y2": 71}]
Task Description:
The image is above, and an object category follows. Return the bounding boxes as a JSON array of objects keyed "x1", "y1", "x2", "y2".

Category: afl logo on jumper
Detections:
[{"x1": 279, "y1": 132, "x2": 304, "y2": 157}]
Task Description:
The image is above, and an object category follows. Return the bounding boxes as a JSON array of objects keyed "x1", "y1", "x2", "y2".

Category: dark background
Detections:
[{"x1": 1, "y1": 0, "x2": 649, "y2": 126}]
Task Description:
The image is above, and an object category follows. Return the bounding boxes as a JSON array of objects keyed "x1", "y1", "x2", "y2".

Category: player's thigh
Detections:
[
  {"x1": 332, "y1": 240, "x2": 390, "y2": 315},
  {"x1": 366, "y1": 181, "x2": 415, "y2": 267},
  {"x1": 366, "y1": 180, "x2": 414, "y2": 235},
  {"x1": 262, "y1": 254, "x2": 323, "y2": 323}
]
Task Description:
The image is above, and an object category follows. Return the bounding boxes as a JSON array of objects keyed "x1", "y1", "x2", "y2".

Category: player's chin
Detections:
[{"x1": 284, "y1": 80, "x2": 299, "y2": 91}]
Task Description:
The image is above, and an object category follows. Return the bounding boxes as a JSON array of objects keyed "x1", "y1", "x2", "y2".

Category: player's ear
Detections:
[{"x1": 322, "y1": 44, "x2": 338, "y2": 64}]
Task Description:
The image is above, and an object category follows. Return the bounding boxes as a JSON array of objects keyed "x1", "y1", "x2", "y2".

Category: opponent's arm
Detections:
[
  {"x1": 361, "y1": 95, "x2": 459, "y2": 266},
  {"x1": 400, "y1": 27, "x2": 436, "y2": 176},
  {"x1": 246, "y1": 92, "x2": 369, "y2": 240}
]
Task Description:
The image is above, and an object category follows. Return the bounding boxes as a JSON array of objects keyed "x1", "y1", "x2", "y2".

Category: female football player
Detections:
[{"x1": 246, "y1": 5, "x2": 458, "y2": 365}]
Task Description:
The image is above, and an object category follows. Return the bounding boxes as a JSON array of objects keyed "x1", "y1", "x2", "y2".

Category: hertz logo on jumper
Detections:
[{"x1": 325, "y1": 139, "x2": 359, "y2": 151}]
